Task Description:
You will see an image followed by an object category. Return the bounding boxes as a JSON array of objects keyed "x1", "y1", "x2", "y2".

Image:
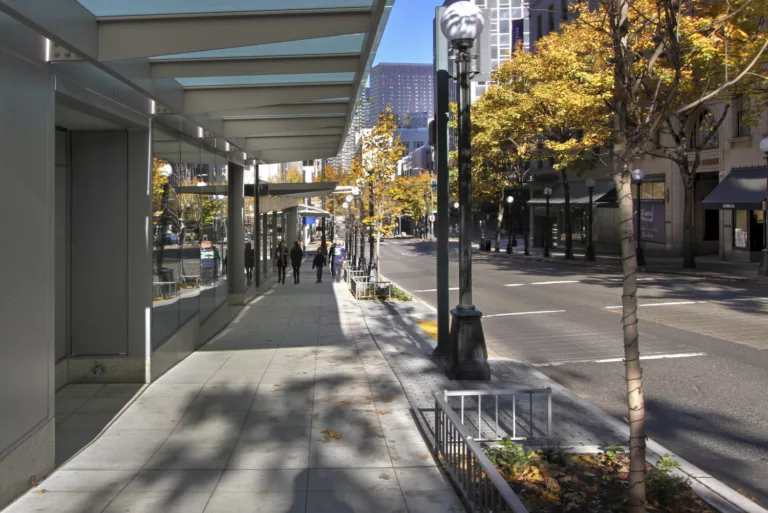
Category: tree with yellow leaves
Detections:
[
  {"x1": 392, "y1": 171, "x2": 434, "y2": 236},
  {"x1": 488, "y1": 26, "x2": 612, "y2": 258},
  {"x1": 348, "y1": 107, "x2": 405, "y2": 276}
]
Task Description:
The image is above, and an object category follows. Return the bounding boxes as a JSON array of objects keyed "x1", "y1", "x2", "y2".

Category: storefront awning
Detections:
[
  {"x1": 702, "y1": 168, "x2": 767, "y2": 210},
  {"x1": 528, "y1": 179, "x2": 616, "y2": 205}
]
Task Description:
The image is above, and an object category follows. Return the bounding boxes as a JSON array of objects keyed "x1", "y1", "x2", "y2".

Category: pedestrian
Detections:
[
  {"x1": 275, "y1": 240, "x2": 289, "y2": 284},
  {"x1": 328, "y1": 242, "x2": 338, "y2": 279},
  {"x1": 222, "y1": 250, "x2": 228, "y2": 274},
  {"x1": 290, "y1": 241, "x2": 304, "y2": 284},
  {"x1": 244, "y1": 242, "x2": 254, "y2": 285},
  {"x1": 312, "y1": 250, "x2": 326, "y2": 283}
]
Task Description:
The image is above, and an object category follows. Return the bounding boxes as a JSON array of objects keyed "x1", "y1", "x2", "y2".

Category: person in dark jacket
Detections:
[
  {"x1": 244, "y1": 242, "x2": 255, "y2": 285},
  {"x1": 275, "y1": 240, "x2": 289, "y2": 284},
  {"x1": 312, "y1": 250, "x2": 326, "y2": 283},
  {"x1": 328, "y1": 242, "x2": 338, "y2": 279},
  {"x1": 289, "y1": 241, "x2": 304, "y2": 284}
]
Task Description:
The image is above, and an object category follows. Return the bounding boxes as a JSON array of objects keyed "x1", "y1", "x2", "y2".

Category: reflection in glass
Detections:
[{"x1": 151, "y1": 126, "x2": 204, "y2": 348}]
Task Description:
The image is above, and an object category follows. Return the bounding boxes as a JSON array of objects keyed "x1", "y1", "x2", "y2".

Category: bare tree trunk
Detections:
[
  {"x1": 561, "y1": 170, "x2": 573, "y2": 259},
  {"x1": 613, "y1": 169, "x2": 647, "y2": 512},
  {"x1": 495, "y1": 196, "x2": 504, "y2": 252},
  {"x1": 610, "y1": 0, "x2": 647, "y2": 508}
]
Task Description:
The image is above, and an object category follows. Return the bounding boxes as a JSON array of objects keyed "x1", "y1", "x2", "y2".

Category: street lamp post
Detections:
[
  {"x1": 585, "y1": 178, "x2": 596, "y2": 262},
  {"x1": 506, "y1": 195, "x2": 514, "y2": 254},
  {"x1": 543, "y1": 187, "x2": 552, "y2": 258},
  {"x1": 441, "y1": 2, "x2": 489, "y2": 381},
  {"x1": 632, "y1": 169, "x2": 647, "y2": 267},
  {"x1": 760, "y1": 137, "x2": 768, "y2": 276}
]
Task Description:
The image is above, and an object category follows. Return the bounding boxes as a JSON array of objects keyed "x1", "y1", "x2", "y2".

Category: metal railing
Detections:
[
  {"x1": 353, "y1": 279, "x2": 392, "y2": 300},
  {"x1": 434, "y1": 392, "x2": 529, "y2": 513},
  {"x1": 443, "y1": 388, "x2": 552, "y2": 442}
]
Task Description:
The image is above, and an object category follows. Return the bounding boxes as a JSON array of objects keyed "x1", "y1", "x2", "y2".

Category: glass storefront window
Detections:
[
  {"x1": 734, "y1": 210, "x2": 748, "y2": 249},
  {"x1": 151, "y1": 126, "x2": 206, "y2": 349}
]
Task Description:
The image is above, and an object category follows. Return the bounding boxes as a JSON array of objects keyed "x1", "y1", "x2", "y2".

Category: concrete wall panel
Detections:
[
  {"x1": 0, "y1": 38, "x2": 56, "y2": 506},
  {"x1": 70, "y1": 131, "x2": 129, "y2": 356}
]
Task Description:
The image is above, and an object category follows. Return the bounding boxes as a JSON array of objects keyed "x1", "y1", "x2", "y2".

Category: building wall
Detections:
[
  {"x1": 0, "y1": 18, "x2": 57, "y2": 507},
  {"x1": 369, "y1": 63, "x2": 434, "y2": 125}
]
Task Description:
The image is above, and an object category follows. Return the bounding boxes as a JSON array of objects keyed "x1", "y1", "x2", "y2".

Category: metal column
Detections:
[{"x1": 228, "y1": 162, "x2": 246, "y2": 297}]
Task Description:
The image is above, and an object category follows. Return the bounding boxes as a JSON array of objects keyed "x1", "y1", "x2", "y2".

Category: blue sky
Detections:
[{"x1": 373, "y1": 0, "x2": 444, "y2": 65}]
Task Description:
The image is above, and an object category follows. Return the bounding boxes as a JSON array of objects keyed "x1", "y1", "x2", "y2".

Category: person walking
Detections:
[
  {"x1": 290, "y1": 241, "x2": 304, "y2": 284},
  {"x1": 275, "y1": 240, "x2": 289, "y2": 284},
  {"x1": 244, "y1": 242, "x2": 255, "y2": 286},
  {"x1": 312, "y1": 250, "x2": 326, "y2": 283},
  {"x1": 328, "y1": 242, "x2": 338, "y2": 279}
]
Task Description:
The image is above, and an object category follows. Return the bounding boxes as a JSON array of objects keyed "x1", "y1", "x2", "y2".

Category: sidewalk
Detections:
[{"x1": 3, "y1": 263, "x2": 463, "y2": 513}]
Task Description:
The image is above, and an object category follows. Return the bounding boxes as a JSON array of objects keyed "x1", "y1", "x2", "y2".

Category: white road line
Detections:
[
  {"x1": 604, "y1": 301, "x2": 700, "y2": 309},
  {"x1": 504, "y1": 284, "x2": 525, "y2": 287},
  {"x1": 531, "y1": 352, "x2": 707, "y2": 367},
  {"x1": 485, "y1": 310, "x2": 566, "y2": 318},
  {"x1": 413, "y1": 287, "x2": 459, "y2": 293},
  {"x1": 530, "y1": 280, "x2": 579, "y2": 285}
]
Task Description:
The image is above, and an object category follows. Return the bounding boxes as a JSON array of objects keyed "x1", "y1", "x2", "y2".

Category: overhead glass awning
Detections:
[
  {"x1": 703, "y1": 168, "x2": 767, "y2": 210},
  {"x1": 34, "y1": 0, "x2": 395, "y2": 164},
  {"x1": 528, "y1": 179, "x2": 617, "y2": 205}
]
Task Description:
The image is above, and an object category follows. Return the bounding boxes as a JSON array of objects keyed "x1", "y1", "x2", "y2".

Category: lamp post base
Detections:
[
  {"x1": 585, "y1": 244, "x2": 596, "y2": 262},
  {"x1": 636, "y1": 246, "x2": 647, "y2": 267},
  {"x1": 445, "y1": 307, "x2": 490, "y2": 381},
  {"x1": 759, "y1": 248, "x2": 768, "y2": 276}
]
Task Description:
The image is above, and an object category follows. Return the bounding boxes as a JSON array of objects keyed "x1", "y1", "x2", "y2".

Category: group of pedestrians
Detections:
[{"x1": 272, "y1": 240, "x2": 340, "y2": 284}]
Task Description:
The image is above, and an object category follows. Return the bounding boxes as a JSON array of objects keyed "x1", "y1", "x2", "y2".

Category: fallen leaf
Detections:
[
  {"x1": 375, "y1": 410, "x2": 391, "y2": 415},
  {"x1": 38, "y1": 489, "x2": 47, "y2": 494},
  {"x1": 272, "y1": 384, "x2": 281, "y2": 387},
  {"x1": 107, "y1": 482, "x2": 118, "y2": 487},
  {"x1": 28, "y1": 476, "x2": 39, "y2": 488},
  {"x1": 324, "y1": 428, "x2": 342, "y2": 440},
  {"x1": 540, "y1": 490, "x2": 560, "y2": 504},
  {"x1": 339, "y1": 401, "x2": 351, "y2": 407}
]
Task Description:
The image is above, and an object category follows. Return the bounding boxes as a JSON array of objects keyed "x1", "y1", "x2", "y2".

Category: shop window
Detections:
[
  {"x1": 562, "y1": 0, "x2": 568, "y2": 20},
  {"x1": 703, "y1": 209, "x2": 719, "y2": 241},
  {"x1": 734, "y1": 210, "x2": 748, "y2": 249},
  {"x1": 631, "y1": 179, "x2": 665, "y2": 200},
  {"x1": 548, "y1": 5, "x2": 555, "y2": 32},
  {"x1": 735, "y1": 96, "x2": 752, "y2": 137}
]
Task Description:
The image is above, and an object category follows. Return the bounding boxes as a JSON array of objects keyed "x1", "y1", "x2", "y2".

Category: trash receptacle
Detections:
[{"x1": 485, "y1": 240, "x2": 492, "y2": 251}]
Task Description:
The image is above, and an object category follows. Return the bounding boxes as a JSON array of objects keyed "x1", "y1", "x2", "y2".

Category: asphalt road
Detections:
[{"x1": 378, "y1": 238, "x2": 768, "y2": 506}]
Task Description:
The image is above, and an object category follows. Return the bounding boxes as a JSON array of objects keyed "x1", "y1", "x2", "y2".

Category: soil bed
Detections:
[{"x1": 487, "y1": 441, "x2": 717, "y2": 513}]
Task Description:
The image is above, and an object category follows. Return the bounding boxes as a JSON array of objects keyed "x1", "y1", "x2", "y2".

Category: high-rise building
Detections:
[
  {"x1": 443, "y1": 0, "x2": 531, "y2": 100},
  {"x1": 369, "y1": 63, "x2": 435, "y2": 126}
]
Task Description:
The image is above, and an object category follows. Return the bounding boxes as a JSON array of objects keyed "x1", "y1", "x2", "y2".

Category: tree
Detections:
[
  {"x1": 392, "y1": 171, "x2": 433, "y2": 235},
  {"x1": 643, "y1": 0, "x2": 768, "y2": 267},
  {"x1": 490, "y1": 30, "x2": 612, "y2": 258},
  {"x1": 348, "y1": 107, "x2": 405, "y2": 277}
]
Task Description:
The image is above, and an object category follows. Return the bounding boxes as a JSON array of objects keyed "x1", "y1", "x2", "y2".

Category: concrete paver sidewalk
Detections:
[{"x1": 3, "y1": 262, "x2": 463, "y2": 513}]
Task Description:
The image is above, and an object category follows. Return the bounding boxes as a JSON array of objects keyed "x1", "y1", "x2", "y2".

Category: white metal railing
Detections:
[
  {"x1": 152, "y1": 281, "x2": 178, "y2": 299},
  {"x1": 434, "y1": 392, "x2": 530, "y2": 513},
  {"x1": 443, "y1": 388, "x2": 552, "y2": 442}
]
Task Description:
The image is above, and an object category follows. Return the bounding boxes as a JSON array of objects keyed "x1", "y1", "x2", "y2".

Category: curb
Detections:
[
  {"x1": 475, "y1": 248, "x2": 765, "y2": 283},
  {"x1": 489, "y1": 356, "x2": 767, "y2": 513}
]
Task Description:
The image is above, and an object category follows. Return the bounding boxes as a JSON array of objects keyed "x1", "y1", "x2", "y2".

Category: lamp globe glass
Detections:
[
  {"x1": 440, "y1": 1, "x2": 485, "y2": 41},
  {"x1": 631, "y1": 169, "x2": 645, "y2": 182},
  {"x1": 586, "y1": 178, "x2": 596, "y2": 188},
  {"x1": 759, "y1": 137, "x2": 768, "y2": 153},
  {"x1": 506, "y1": 195, "x2": 514, "y2": 204},
  {"x1": 543, "y1": 187, "x2": 552, "y2": 197}
]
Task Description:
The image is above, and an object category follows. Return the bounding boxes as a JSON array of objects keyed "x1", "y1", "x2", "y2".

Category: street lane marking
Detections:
[
  {"x1": 485, "y1": 310, "x2": 566, "y2": 318},
  {"x1": 604, "y1": 301, "x2": 700, "y2": 309},
  {"x1": 413, "y1": 287, "x2": 459, "y2": 292},
  {"x1": 504, "y1": 284, "x2": 525, "y2": 287},
  {"x1": 531, "y1": 352, "x2": 707, "y2": 367},
  {"x1": 530, "y1": 280, "x2": 579, "y2": 285}
]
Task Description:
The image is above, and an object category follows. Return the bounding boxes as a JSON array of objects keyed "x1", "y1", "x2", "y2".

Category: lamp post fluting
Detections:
[
  {"x1": 543, "y1": 187, "x2": 552, "y2": 258},
  {"x1": 759, "y1": 138, "x2": 768, "y2": 276},
  {"x1": 585, "y1": 178, "x2": 596, "y2": 262},
  {"x1": 441, "y1": 2, "x2": 489, "y2": 381},
  {"x1": 632, "y1": 169, "x2": 647, "y2": 267},
  {"x1": 506, "y1": 195, "x2": 514, "y2": 254}
]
